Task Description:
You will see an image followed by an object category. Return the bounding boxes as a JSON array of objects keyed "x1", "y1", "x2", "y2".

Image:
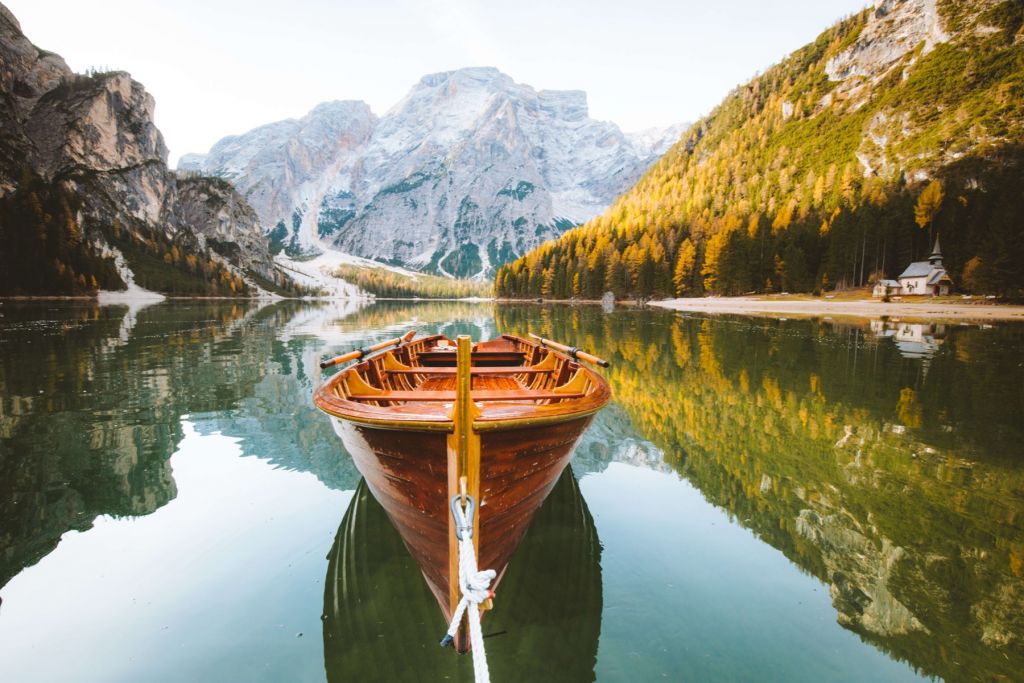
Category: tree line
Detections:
[
  {"x1": 334, "y1": 264, "x2": 493, "y2": 299},
  {"x1": 496, "y1": 4, "x2": 1024, "y2": 299}
]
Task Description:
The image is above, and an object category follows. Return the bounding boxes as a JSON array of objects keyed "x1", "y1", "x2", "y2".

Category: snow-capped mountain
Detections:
[{"x1": 180, "y1": 67, "x2": 684, "y2": 278}]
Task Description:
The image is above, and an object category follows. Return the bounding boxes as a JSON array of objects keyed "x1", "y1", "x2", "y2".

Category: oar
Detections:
[
  {"x1": 528, "y1": 333, "x2": 610, "y2": 368},
  {"x1": 320, "y1": 330, "x2": 416, "y2": 369}
]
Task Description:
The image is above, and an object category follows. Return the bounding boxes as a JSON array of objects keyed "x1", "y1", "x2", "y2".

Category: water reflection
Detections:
[
  {"x1": 0, "y1": 300, "x2": 366, "y2": 588},
  {"x1": 0, "y1": 301, "x2": 251, "y2": 589},
  {"x1": 496, "y1": 305, "x2": 1024, "y2": 681},
  {"x1": 870, "y1": 320, "x2": 947, "y2": 360},
  {"x1": 0, "y1": 299, "x2": 642, "y2": 591},
  {"x1": 323, "y1": 469, "x2": 602, "y2": 682},
  {"x1": 0, "y1": 299, "x2": 1020, "y2": 682}
]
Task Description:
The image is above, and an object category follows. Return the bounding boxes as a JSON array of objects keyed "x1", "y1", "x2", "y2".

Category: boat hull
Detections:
[
  {"x1": 323, "y1": 469, "x2": 602, "y2": 681},
  {"x1": 331, "y1": 413, "x2": 594, "y2": 618}
]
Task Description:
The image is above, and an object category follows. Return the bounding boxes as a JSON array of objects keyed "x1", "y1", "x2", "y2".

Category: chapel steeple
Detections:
[{"x1": 928, "y1": 237, "x2": 942, "y2": 266}]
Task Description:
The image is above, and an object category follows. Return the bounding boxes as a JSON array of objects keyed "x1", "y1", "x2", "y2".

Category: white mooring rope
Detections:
[{"x1": 441, "y1": 495, "x2": 495, "y2": 683}]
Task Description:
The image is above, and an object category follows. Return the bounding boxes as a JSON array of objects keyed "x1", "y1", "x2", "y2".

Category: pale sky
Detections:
[{"x1": 9, "y1": 0, "x2": 868, "y2": 165}]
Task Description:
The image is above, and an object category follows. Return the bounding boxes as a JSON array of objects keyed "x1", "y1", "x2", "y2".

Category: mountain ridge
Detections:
[{"x1": 181, "y1": 67, "x2": 686, "y2": 278}]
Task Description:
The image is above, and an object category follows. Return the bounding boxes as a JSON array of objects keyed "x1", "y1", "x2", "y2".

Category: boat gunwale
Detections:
[{"x1": 313, "y1": 333, "x2": 611, "y2": 432}]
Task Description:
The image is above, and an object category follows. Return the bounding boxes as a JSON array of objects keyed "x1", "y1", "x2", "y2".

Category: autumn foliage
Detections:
[{"x1": 497, "y1": 4, "x2": 1024, "y2": 298}]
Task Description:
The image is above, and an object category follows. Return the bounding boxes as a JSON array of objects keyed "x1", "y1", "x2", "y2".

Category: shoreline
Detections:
[
  {"x1": 5, "y1": 294, "x2": 1024, "y2": 322},
  {"x1": 649, "y1": 296, "x2": 1024, "y2": 322}
]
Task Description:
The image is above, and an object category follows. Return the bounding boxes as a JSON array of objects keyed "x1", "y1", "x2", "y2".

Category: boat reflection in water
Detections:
[{"x1": 323, "y1": 468, "x2": 602, "y2": 682}]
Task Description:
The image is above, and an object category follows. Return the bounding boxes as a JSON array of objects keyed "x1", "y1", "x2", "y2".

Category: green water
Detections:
[{"x1": 0, "y1": 300, "x2": 1021, "y2": 682}]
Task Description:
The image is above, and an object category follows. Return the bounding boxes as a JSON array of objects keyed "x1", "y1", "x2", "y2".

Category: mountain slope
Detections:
[
  {"x1": 497, "y1": 0, "x2": 1024, "y2": 299},
  {"x1": 181, "y1": 67, "x2": 684, "y2": 278},
  {"x1": 0, "y1": 3, "x2": 299, "y2": 297}
]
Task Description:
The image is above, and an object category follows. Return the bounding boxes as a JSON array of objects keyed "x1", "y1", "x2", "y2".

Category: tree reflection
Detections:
[{"x1": 495, "y1": 305, "x2": 1024, "y2": 681}]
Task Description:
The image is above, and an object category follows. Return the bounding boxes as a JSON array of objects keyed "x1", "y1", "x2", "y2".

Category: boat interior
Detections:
[{"x1": 315, "y1": 334, "x2": 610, "y2": 424}]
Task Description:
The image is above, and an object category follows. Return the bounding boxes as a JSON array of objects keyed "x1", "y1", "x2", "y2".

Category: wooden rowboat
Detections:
[{"x1": 313, "y1": 331, "x2": 611, "y2": 651}]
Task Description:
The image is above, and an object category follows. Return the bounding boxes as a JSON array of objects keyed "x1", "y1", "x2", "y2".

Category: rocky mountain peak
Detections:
[
  {"x1": 183, "y1": 68, "x2": 685, "y2": 277},
  {"x1": 417, "y1": 66, "x2": 507, "y2": 89},
  {"x1": 309, "y1": 99, "x2": 374, "y2": 118},
  {"x1": 28, "y1": 71, "x2": 168, "y2": 178}
]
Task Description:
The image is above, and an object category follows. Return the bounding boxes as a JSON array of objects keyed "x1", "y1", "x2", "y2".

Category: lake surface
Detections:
[{"x1": 1, "y1": 300, "x2": 1021, "y2": 682}]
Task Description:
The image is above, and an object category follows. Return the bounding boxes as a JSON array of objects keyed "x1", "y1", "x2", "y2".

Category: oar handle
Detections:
[
  {"x1": 528, "y1": 333, "x2": 610, "y2": 368},
  {"x1": 320, "y1": 330, "x2": 416, "y2": 369}
]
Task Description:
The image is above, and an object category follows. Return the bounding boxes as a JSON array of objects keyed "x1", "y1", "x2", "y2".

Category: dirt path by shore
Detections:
[{"x1": 650, "y1": 296, "x2": 1024, "y2": 322}]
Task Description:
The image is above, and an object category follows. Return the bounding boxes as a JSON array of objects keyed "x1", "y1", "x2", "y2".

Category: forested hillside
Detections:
[
  {"x1": 496, "y1": 0, "x2": 1024, "y2": 299},
  {"x1": 332, "y1": 264, "x2": 493, "y2": 298},
  {"x1": 1, "y1": 168, "x2": 249, "y2": 296}
]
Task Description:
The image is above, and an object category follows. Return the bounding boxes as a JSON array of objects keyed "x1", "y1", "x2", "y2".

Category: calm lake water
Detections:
[{"x1": 1, "y1": 300, "x2": 1022, "y2": 682}]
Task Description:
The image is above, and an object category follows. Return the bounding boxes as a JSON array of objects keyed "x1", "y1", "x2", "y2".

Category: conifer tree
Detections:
[
  {"x1": 914, "y1": 180, "x2": 944, "y2": 250},
  {"x1": 673, "y1": 239, "x2": 696, "y2": 295}
]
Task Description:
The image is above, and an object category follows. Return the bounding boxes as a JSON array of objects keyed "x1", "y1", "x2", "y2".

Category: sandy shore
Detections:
[{"x1": 650, "y1": 296, "x2": 1024, "y2": 322}]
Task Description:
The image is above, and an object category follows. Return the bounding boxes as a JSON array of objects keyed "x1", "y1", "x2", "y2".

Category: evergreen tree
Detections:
[{"x1": 914, "y1": 180, "x2": 944, "y2": 250}]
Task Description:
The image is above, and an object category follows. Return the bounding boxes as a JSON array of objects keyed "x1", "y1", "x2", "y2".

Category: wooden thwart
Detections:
[
  {"x1": 418, "y1": 351, "x2": 526, "y2": 367},
  {"x1": 385, "y1": 366, "x2": 552, "y2": 375},
  {"x1": 347, "y1": 389, "x2": 584, "y2": 401}
]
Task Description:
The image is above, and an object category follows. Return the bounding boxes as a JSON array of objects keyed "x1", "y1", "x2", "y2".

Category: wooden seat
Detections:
[
  {"x1": 385, "y1": 366, "x2": 552, "y2": 375},
  {"x1": 417, "y1": 351, "x2": 526, "y2": 367},
  {"x1": 347, "y1": 389, "x2": 584, "y2": 402},
  {"x1": 474, "y1": 339, "x2": 517, "y2": 352}
]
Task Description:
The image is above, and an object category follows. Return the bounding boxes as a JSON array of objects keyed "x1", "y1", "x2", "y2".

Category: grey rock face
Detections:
[
  {"x1": 0, "y1": 5, "x2": 70, "y2": 117},
  {"x1": 821, "y1": 0, "x2": 1004, "y2": 181},
  {"x1": 824, "y1": 0, "x2": 1005, "y2": 88},
  {"x1": 0, "y1": 4, "x2": 71, "y2": 192},
  {"x1": 174, "y1": 175, "x2": 284, "y2": 284},
  {"x1": 27, "y1": 73, "x2": 167, "y2": 178},
  {"x1": 825, "y1": 0, "x2": 951, "y2": 84},
  {"x1": 183, "y1": 67, "x2": 683, "y2": 277},
  {"x1": 25, "y1": 71, "x2": 174, "y2": 229},
  {"x1": 0, "y1": 1, "x2": 291, "y2": 294},
  {"x1": 189, "y1": 100, "x2": 378, "y2": 239}
]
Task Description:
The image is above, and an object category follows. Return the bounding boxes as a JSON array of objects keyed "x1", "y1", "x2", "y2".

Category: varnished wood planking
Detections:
[
  {"x1": 314, "y1": 335, "x2": 610, "y2": 429},
  {"x1": 334, "y1": 413, "x2": 593, "y2": 621},
  {"x1": 315, "y1": 333, "x2": 611, "y2": 643}
]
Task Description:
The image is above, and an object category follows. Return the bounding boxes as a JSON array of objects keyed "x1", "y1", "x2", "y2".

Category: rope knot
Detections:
[
  {"x1": 440, "y1": 494, "x2": 495, "y2": 682},
  {"x1": 463, "y1": 569, "x2": 496, "y2": 603}
]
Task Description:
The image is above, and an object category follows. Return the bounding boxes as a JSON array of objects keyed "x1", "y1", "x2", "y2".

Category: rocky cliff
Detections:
[
  {"x1": 174, "y1": 174, "x2": 294, "y2": 290},
  {"x1": 0, "y1": 3, "x2": 296, "y2": 296},
  {"x1": 181, "y1": 68, "x2": 684, "y2": 278}
]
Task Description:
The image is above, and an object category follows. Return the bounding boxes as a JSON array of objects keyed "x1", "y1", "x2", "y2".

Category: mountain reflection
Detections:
[
  {"x1": 323, "y1": 468, "x2": 602, "y2": 683},
  {"x1": 496, "y1": 305, "x2": 1024, "y2": 682},
  {"x1": 2, "y1": 299, "x2": 1021, "y2": 681},
  {"x1": 0, "y1": 301, "x2": 306, "y2": 588},
  {"x1": 0, "y1": 300, "x2": 650, "y2": 593}
]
